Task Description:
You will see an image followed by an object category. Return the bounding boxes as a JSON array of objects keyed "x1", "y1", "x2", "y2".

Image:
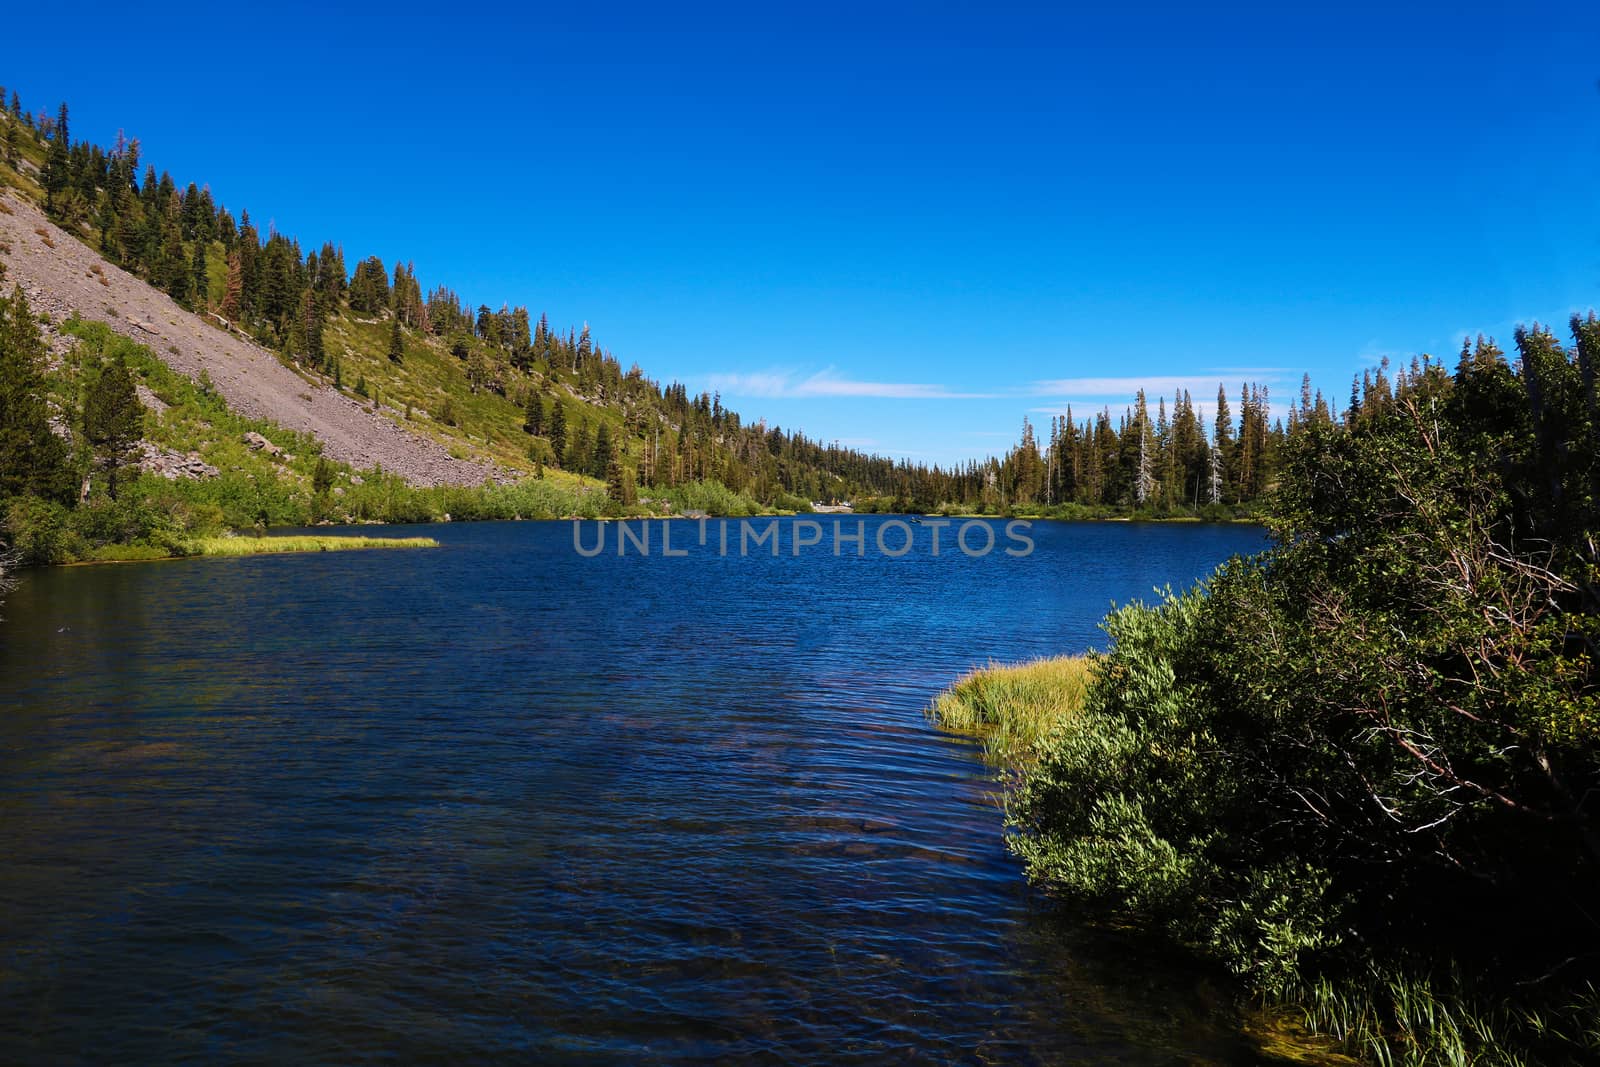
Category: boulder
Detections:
[{"x1": 243, "y1": 431, "x2": 283, "y2": 457}]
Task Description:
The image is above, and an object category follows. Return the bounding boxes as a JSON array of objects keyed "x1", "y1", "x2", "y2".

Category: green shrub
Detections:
[
  {"x1": 652, "y1": 479, "x2": 761, "y2": 517},
  {"x1": 4, "y1": 494, "x2": 82, "y2": 564},
  {"x1": 1008, "y1": 334, "x2": 1600, "y2": 1063}
]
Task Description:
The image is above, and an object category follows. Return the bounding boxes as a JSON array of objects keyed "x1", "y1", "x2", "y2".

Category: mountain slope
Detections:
[{"x1": 0, "y1": 191, "x2": 503, "y2": 486}]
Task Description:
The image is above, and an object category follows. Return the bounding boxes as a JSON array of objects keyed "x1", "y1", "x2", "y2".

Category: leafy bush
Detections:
[
  {"x1": 4, "y1": 494, "x2": 82, "y2": 564},
  {"x1": 652, "y1": 479, "x2": 762, "y2": 517},
  {"x1": 1008, "y1": 329, "x2": 1600, "y2": 1063}
]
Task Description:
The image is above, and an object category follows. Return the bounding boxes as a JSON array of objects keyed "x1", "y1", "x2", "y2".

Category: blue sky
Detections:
[{"x1": 5, "y1": 2, "x2": 1600, "y2": 464}]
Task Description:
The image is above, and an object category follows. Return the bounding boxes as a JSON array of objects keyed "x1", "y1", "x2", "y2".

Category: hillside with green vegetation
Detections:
[
  {"x1": 0, "y1": 89, "x2": 859, "y2": 511},
  {"x1": 0, "y1": 286, "x2": 780, "y2": 566},
  {"x1": 0, "y1": 82, "x2": 1294, "y2": 525}
]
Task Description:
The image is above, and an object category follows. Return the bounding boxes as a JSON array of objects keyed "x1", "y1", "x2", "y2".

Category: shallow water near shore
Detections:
[{"x1": 0, "y1": 517, "x2": 1271, "y2": 1063}]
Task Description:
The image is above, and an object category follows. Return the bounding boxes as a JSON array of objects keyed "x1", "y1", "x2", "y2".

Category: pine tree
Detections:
[
  {"x1": 94, "y1": 184, "x2": 118, "y2": 253},
  {"x1": 1213, "y1": 385, "x2": 1234, "y2": 502},
  {"x1": 83, "y1": 352, "x2": 143, "y2": 501},
  {"x1": 312, "y1": 457, "x2": 335, "y2": 497},
  {"x1": 1207, "y1": 442, "x2": 1223, "y2": 505},
  {"x1": 40, "y1": 103, "x2": 70, "y2": 210},
  {"x1": 189, "y1": 238, "x2": 208, "y2": 310},
  {"x1": 160, "y1": 224, "x2": 188, "y2": 304},
  {"x1": 0, "y1": 283, "x2": 71, "y2": 501},
  {"x1": 548, "y1": 399, "x2": 567, "y2": 466},
  {"x1": 577, "y1": 323, "x2": 592, "y2": 368},
  {"x1": 523, "y1": 388, "x2": 545, "y2": 435},
  {"x1": 1132, "y1": 390, "x2": 1155, "y2": 506},
  {"x1": 592, "y1": 422, "x2": 612, "y2": 480},
  {"x1": 388, "y1": 315, "x2": 404, "y2": 364},
  {"x1": 606, "y1": 440, "x2": 626, "y2": 502},
  {"x1": 566, "y1": 418, "x2": 590, "y2": 473},
  {"x1": 510, "y1": 307, "x2": 532, "y2": 368},
  {"x1": 348, "y1": 257, "x2": 389, "y2": 313},
  {"x1": 220, "y1": 249, "x2": 243, "y2": 321},
  {"x1": 304, "y1": 291, "x2": 325, "y2": 368}
]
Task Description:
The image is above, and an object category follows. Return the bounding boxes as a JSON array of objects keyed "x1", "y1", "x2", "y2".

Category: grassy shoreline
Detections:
[
  {"x1": 929, "y1": 655, "x2": 1095, "y2": 765},
  {"x1": 930, "y1": 653, "x2": 1600, "y2": 1065},
  {"x1": 67, "y1": 534, "x2": 440, "y2": 565}
]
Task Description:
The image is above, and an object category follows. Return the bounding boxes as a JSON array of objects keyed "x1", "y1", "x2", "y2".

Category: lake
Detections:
[{"x1": 0, "y1": 517, "x2": 1270, "y2": 1063}]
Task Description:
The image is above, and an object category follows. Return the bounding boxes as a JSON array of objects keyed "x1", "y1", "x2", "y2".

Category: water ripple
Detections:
[{"x1": 0, "y1": 518, "x2": 1269, "y2": 1064}]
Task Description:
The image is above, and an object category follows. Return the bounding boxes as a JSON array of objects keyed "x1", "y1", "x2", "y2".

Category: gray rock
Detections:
[
  {"x1": 243, "y1": 431, "x2": 283, "y2": 456},
  {"x1": 136, "y1": 442, "x2": 219, "y2": 481}
]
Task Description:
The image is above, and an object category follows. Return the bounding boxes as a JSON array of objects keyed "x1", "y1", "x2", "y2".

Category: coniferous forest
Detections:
[{"x1": 0, "y1": 85, "x2": 1318, "y2": 535}]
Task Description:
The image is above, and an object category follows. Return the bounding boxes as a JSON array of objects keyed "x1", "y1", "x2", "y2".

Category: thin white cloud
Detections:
[{"x1": 708, "y1": 368, "x2": 997, "y2": 400}]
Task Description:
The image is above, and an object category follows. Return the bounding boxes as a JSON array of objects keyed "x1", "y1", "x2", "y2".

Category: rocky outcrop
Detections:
[{"x1": 136, "y1": 443, "x2": 221, "y2": 481}]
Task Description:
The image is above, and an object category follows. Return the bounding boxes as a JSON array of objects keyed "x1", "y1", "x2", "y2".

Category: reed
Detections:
[
  {"x1": 929, "y1": 655, "x2": 1094, "y2": 764},
  {"x1": 187, "y1": 535, "x2": 439, "y2": 557}
]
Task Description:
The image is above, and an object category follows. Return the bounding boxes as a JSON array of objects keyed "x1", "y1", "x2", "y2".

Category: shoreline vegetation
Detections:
[
  {"x1": 930, "y1": 656, "x2": 1095, "y2": 767},
  {"x1": 73, "y1": 533, "x2": 440, "y2": 564},
  {"x1": 930, "y1": 657, "x2": 1351, "y2": 1065},
  {"x1": 930, "y1": 317, "x2": 1600, "y2": 1064}
]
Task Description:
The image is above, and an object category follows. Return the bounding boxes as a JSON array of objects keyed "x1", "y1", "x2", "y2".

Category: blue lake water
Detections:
[{"x1": 0, "y1": 517, "x2": 1270, "y2": 1063}]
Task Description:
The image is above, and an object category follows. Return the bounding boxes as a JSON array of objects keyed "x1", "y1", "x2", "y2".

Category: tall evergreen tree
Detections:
[
  {"x1": 548, "y1": 399, "x2": 567, "y2": 466},
  {"x1": 606, "y1": 439, "x2": 626, "y2": 502},
  {"x1": 523, "y1": 388, "x2": 545, "y2": 436},
  {"x1": 219, "y1": 250, "x2": 244, "y2": 321},
  {"x1": 303, "y1": 290, "x2": 325, "y2": 368},
  {"x1": 190, "y1": 238, "x2": 208, "y2": 310},
  {"x1": 0, "y1": 282, "x2": 71, "y2": 501},
  {"x1": 388, "y1": 315, "x2": 404, "y2": 364},
  {"x1": 577, "y1": 323, "x2": 592, "y2": 368},
  {"x1": 83, "y1": 352, "x2": 143, "y2": 501},
  {"x1": 592, "y1": 422, "x2": 612, "y2": 480},
  {"x1": 39, "y1": 103, "x2": 70, "y2": 210}
]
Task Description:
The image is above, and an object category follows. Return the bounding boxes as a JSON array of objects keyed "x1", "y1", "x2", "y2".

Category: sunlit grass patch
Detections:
[
  {"x1": 930, "y1": 655, "x2": 1094, "y2": 764},
  {"x1": 187, "y1": 535, "x2": 439, "y2": 557}
]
